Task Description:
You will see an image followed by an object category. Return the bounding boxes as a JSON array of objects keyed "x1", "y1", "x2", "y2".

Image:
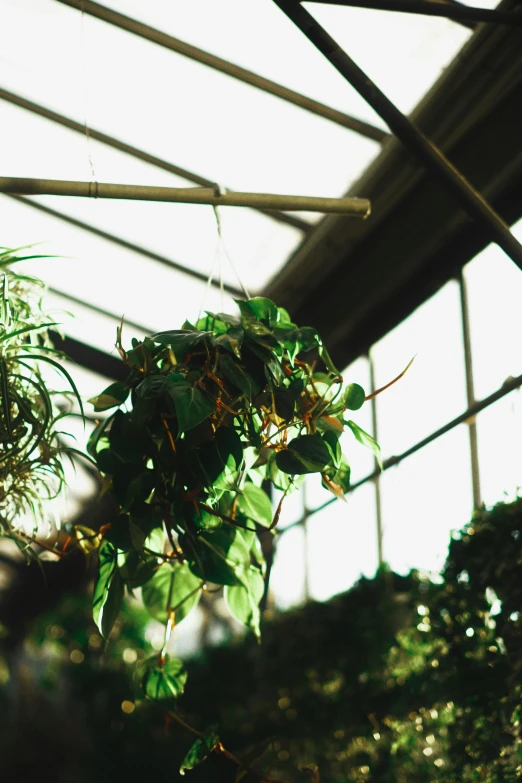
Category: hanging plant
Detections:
[
  {"x1": 87, "y1": 296, "x2": 381, "y2": 772},
  {"x1": 0, "y1": 247, "x2": 84, "y2": 551}
]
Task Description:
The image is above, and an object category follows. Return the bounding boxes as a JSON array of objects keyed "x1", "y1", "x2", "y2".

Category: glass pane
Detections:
[
  {"x1": 380, "y1": 424, "x2": 473, "y2": 575},
  {"x1": 476, "y1": 391, "x2": 522, "y2": 508},
  {"x1": 270, "y1": 525, "x2": 307, "y2": 610},
  {"x1": 372, "y1": 280, "x2": 467, "y2": 460},
  {"x1": 0, "y1": 101, "x2": 303, "y2": 295},
  {"x1": 463, "y1": 217, "x2": 522, "y2": 401},
  {"x1": 0, "y1": 194, "x2": 238, "y2": 344},
  {"x1": 308, "y1": 3, "x2": 470, "y2": 114},
  {"x1": 307, "y1": 481, "x2": 378, "y2": 602},
  {"x1": 96, "y1": 0, "x2": 387, "y2": 131}
]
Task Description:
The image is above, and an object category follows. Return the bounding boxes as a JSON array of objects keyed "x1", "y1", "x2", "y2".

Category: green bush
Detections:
[{"x1": 2, "y1": 498, "x2": 522, "y2": 781}]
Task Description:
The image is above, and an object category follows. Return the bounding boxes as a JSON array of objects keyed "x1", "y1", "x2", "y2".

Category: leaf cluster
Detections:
[
  {"x1": 87, "y1": 297, "x2": 378, "y2": 768},
  {"x1": 0, "y1": 247, "x2": 84, "y2": 550}
]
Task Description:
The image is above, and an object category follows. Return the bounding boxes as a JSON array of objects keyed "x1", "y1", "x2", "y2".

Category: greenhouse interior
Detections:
[{"x1": 1, "y1": 0, "x2": 522, "y2": 780}]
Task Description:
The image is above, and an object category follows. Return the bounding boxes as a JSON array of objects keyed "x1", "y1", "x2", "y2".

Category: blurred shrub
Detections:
[{"x1": 2, "y1": 498, "x2": 522, "y2": 781}]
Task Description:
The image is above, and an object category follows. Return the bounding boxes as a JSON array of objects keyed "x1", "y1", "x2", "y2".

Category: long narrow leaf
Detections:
[
  {"x1": 15, "y1": 353, "x2": 84, "y2": 418},
  {"x1": 0, "y1": 322, "x2": 60, "y2": 344}
]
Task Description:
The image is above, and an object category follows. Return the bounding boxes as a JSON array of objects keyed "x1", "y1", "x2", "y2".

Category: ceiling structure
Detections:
[{"x1": 0, "y1": 0, "x2": 521, "y2": 379}]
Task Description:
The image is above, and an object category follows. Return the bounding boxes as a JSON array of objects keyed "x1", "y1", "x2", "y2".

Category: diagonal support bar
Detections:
[
  {"x1": 302, "y1": 0, "x2": 522, "y2": 27},
  {"x1": 0, "y1": 86, "x2": 311, "y2": 234},
  {"x1": 273, "y1": 0, "x2": 522, "y2": 271},
  {"x1": 4, "y1": 193, "x2": 243, "y2": 297},
  {"x1": 56, "y1": 0, "x2": 388, "y2": 142},
  {"x1": 0, "y1": 177, "x2": 371, "y2": 216}
]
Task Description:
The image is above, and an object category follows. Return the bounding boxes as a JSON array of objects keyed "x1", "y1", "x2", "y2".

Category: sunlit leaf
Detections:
[
  {"x1": 346, "y1": 420, "x2": 382, "y2": 468},
  {"x1": 180, "y1": 729, "x2": 220, "y2": 775},
  {"x1": 92, "y1": 541, "x2": 123, "y2": 639},
  {"x1": 139, "y1": 655, "x2": 187, "y2": 704},
  {"x1": 142, "y1": 561, "x2": 202, "y2": 624},
  {"x1": 225, "y1": 567, "x2": 265, "y2": 637}
]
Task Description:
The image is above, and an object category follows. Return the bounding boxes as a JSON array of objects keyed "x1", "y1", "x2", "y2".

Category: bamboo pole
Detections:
[
  {"x1": 272, "y1": 0, "x2": 522, "y2": 270},
  {"x1": 56, "y1": 0, "x2": 388, "y2": 143},
  {"x1": 0, "y1": 87, "x2": 311, "y2": 234},
  {"x1": 0, "y1": 177, "x2": 371, "y2": 217},
  {"x1": 304, "y1": 0, "x2": 522, "y2": 26}
]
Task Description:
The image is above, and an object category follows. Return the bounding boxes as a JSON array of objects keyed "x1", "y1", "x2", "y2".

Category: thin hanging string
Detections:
[
  {"x1": 213, "y1": 206, "x2": 225, "y2": 313},
  {"x1": 80, "y1": 0, "x2": 97, "y2": 186},
  {"x1": 196, "y1": 239, "x2": 220, "y2": 324},
  {"x1": 212, "y1": 186, "x2": 251, "y2": 301}
]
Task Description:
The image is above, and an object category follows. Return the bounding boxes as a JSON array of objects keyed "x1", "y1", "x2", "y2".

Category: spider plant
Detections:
[{"x1": 0, "y1": 246, "x2": 84, "y2": 554}]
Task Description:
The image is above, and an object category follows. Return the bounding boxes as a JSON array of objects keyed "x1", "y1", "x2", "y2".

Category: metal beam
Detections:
[
  {"x1": 272, "y1": 0, "x2": 522, "y2": 270},
  {"x1": 0, "y1": 177, "x2": 371, "y2": 216},
  {"x1": 47, "y1": 286, "x2": 150, "y2": 336},
  {"x1": 49, "y1": 330, "x2": 126, "y2": 381},
  {"x1": 303, "y1": 0, "x2": 522, "y2": 26},
  {"x1": 283, "y1": 370, "x2": 522, "y2": 527},
  {"x1": 56, "y1": 0, "x2": 388, "y2": 143},
  {"x1": 0, "y1": 86, "x2": 311, "y2": 234},
  {"x1": 5, "y1": 194, "x2": 243, "y2": 297}
]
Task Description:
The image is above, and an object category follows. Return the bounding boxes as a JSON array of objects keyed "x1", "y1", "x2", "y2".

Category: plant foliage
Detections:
[
  {"x1": 88, "y1": 297, "x2": 378, "y2": 767},
  {"x1": 0, "y1": 247, "x2": 83, "y2": 550},
  {"x1": 3, "y1": 499, "x2": 522, "y2": 782}
]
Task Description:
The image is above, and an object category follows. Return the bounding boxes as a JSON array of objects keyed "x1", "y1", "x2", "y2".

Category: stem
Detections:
[
  {"x1": 166, "y1": 713, "x2": 288, "y2": 783},
  {"x1": 167, "y1": 709, "x2": 204, "y2": 738},
  {"x1": 215, "y1": 743, "x2": 289, "y2": 783},
  {"x1": 199, "y1": 502, "x2": 258, "y2": 532},
  {"x1": 364, "y1": 355, "x2": 415, "y2": 401}
]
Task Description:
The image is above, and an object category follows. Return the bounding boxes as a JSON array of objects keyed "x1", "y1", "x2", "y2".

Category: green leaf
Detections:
[
  {"x1": 225, "y1": 567, "x2": 265, "y2": 637},
  {"x1": 118, "y1": 550, "x2": 157, "y2": 588},
  {"x1": 135, "y1": 375, "x2": 166, "y2": 399},
  {"x1": 88, "y1": 381, "x2": 129, "y2": 412},
  {"x1": 93, "y1": 541, "x2": 123, "y2": 639},
  {"x1": 346, "y1": 420, "x2": 382, "y2": 468},
  {"x1": 332, "y1": 454, "x2": 351, "y2": 493},
  {"x1": 277, "y1": 306, "x2": 296, "y2": 327},
  {"x1": 0, "y1": 321, "x2": 59, "y2": 344},
  {"x1": 321, "y1": 430, "x2": 342, "y2": 469},
  {"x1": 140, "y1": 656, "x2": 187, "y2": 704},
  {"x1": 166, "y1": 373, "x2": 215, "y2": 434},
  {"x1": 216, "y1": 426, "x2": 244, "y2": 470},
  {"x1": 190, "y1": 526, "x2": 252, "y2": 586},
  {"x1": 149, "y1": 329, "x2": 210, "y2": 350},
  {"x1": 342, "y1": 383, "x2": 365, "y2": 411},
  {"x1": 16, "y1": 352, "x2": 85, "y2": 419},
  {"x1": 319, "y1": 343, "x2": 339, "y2": 375},
  {"x1": 219, "y1": 352, "x2": 257, "y2": 399},
  {"x1": 213, "y1": 326, "x2": 244, "y2": 358},
  {"x1": 142, "y1": 561, "x2": 202, "y2": 624},
  {"x1": 276, "y1": 434, "x2": 331, "y2": 475},
  {"x1": 194, "y1": 426, "x2": 243, "y2": 488},
  {"x1": 195, "y1": 507, "x2": 223, "y2": 530},
  {"x1": 236, "y1": 297, "x2": 279, "y2": 327},
  {"x1": 237, "y1": 483, "x2": 272, "y2": 528},
  {"x1": 104, "y1": 513, "x2": 146, "y2": 552},
  {"x1": 180, "y1": 729, "x2": 220, "y2": 775}
]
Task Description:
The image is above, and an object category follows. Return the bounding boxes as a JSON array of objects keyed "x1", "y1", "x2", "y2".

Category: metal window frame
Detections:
[
  {"x1": 56, "y1": 0, "x2": 388, "y2": 142},
  {"x1": 302, "y1": 0, "x2": 522, "y2": 27},
  {"x1": 0, "y1": 87, "x2": 312, "y2": 235}
]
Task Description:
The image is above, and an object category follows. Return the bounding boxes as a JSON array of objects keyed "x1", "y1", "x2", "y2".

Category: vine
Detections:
[{"x1": 87, "y1": 296, "x2": 380, "y2": 773}]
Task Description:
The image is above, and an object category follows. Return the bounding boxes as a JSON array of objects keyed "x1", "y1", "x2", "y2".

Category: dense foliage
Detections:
[
  {"x1": 0, "y1": 249, "x2": 82, "y2": 550},
  {"x1": 86, "y1": 297, "x2": 379, "y2": 768},
  {"x1": 2, "y1": 498, "x2": 522, "y2": 781}
]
